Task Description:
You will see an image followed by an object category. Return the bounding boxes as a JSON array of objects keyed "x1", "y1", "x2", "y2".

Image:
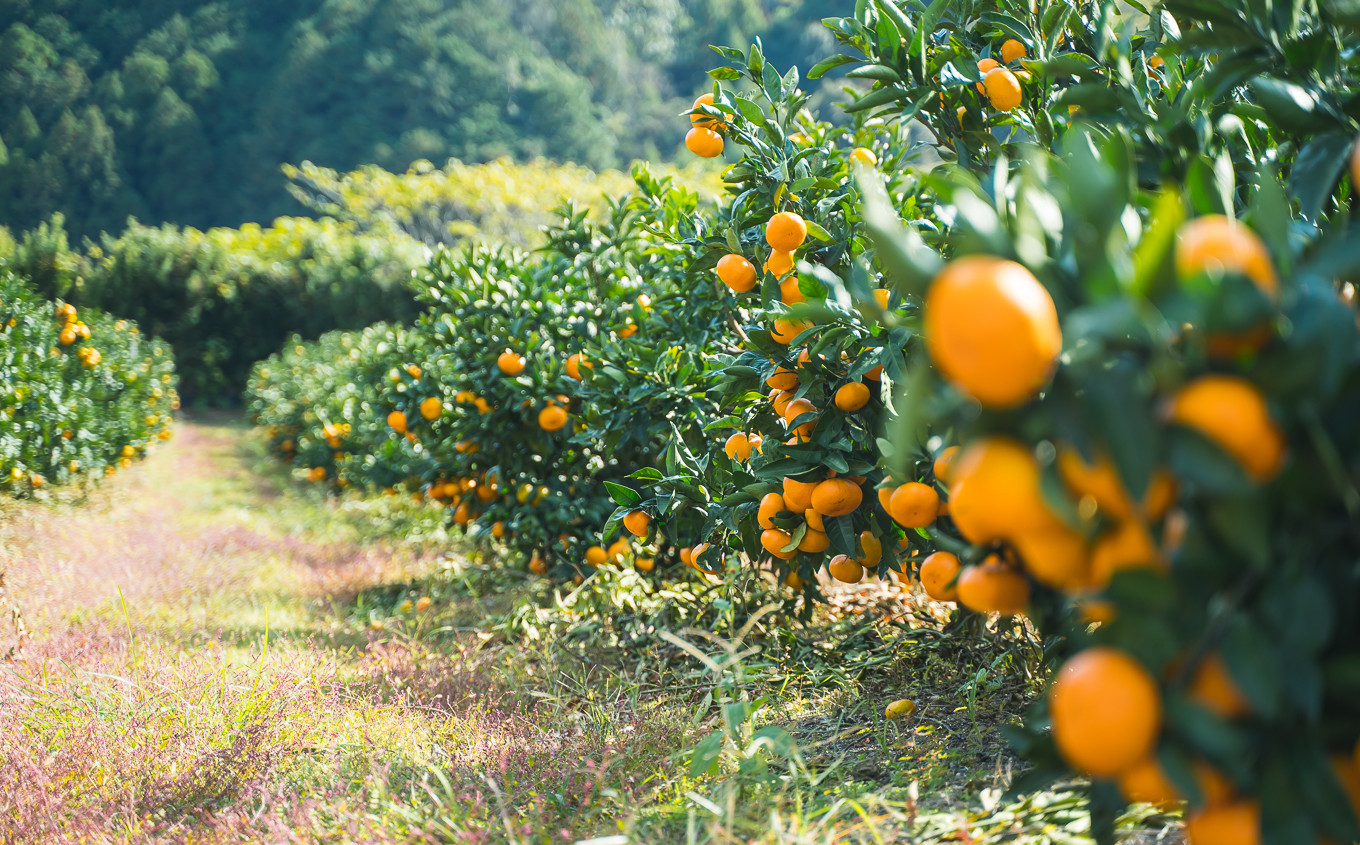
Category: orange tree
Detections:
[
  {"x1": 615, "y1": 43, "x2": 952, "y2": 600},
  {"x1": 816, "y1": 0, "x2": 1359, "y2": 220},
  {"x1": 855, "y1": 110, "x2": 1360, "y2": 843},
  {"x1": 0, "y1": 268, "x2": 178, "y2": 495}
]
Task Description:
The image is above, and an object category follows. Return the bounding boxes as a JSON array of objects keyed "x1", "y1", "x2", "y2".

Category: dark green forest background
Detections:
[{"x1": 0, "y1": 0, "x2": 837, "y2": 240}]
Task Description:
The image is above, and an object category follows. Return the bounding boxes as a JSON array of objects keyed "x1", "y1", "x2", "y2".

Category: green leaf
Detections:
[
  {"x1": 1290, "y1": 131, "x2": 1352, "y2": 221},
  {"x1": 843, "y1": 85, "x2": 908, "y2": 113},
  {"x1": 604, "y1": 480, "x2": 642, "y2": 507},
  {"x1": 689, "y1": 730, "x2": 725, "y2": 778}
]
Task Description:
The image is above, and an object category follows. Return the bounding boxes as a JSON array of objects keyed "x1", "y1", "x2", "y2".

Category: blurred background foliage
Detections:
[{"x1": 0, "y1": 0, "x2": 838, "y2": 240}]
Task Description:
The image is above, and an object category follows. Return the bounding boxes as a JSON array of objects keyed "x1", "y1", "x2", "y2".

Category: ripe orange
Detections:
[
  {"x1": 565, "y1": 353, "x2": 589, "y2": 380},
  {"x1": 849, "y1": 147, "x2": 877, "y2": 167},
  {"x1": 608, "y1": 538, "x2": 630, "y2": 561},
  {"x1": 984, "y1": 68, "x2": 1022, "y2": 110},
  {"x1": 783, "y1": 477, "x2": 818, "y2": 512},
  {"x1": 420, "y1": 397, "x2": 442, "y2": 421},
  {"x1": 811, "y1": 478, "x2": 862, "y2": 517},
  {"x1": 834, "y1": 382, "x2": 870, "y2": 412},
  {"x1": 948, "y1": 437, "x2": 1062, "y2": 545},
  {"x1": 1050, "y1": 647, "x2": 1162, "y2": 777},
  {"x1": 529, "y1": 554, "x2": 548, "y2": 575},
  {"x1": 761, "y1": 528, "x2": 796, "y2": 560},
  {"x1": 1001, "y1": 38, "x2": 1027, "y2": 63},
  {"x1": 804, "y1": 509, "x2": 825, "y2": 532},
  {"x1": 784, "y1": 570, "x2": 805, "y2": 590},
  {"x1": 1176, "y1": 215, "x2": 1278, "y2": 298},
  {"x1": 767, "y1": 250, "x2": 796, "y2": 280},
  {"x1": 725, "y1": 432, "x2": 752, "y2": 462},
  {"x1": 872, "y1": 288, "x2": 890, "y2": 309},
  {"x1": 919, "y1": 552, "x2": 961, "y2": 601},
  {"x1": 538, "y1": 404, "x2": 568, "y2": 431},
  {"x1": 828, "y1": 554, "x2": 864, "y2": 583},
  {"x1": 1184, "y1": 802, "x2": 1260, "y2": 845},
  {"x1": 783, "y1": 398, "x2": 817, "y2": 440},
  {"x1": 766, "y1": 212, "x2": 807, "y2": 252},
  {"x1": 758, "y1": 492, "x2": 785, "y2": 529},
  {"x1": 387, "y1": 410, "x2": 407, "y2": 433},
  {"x1": 956, "y1": 559, "x2": 1029, "y2": 615},
  {"x1": 888, "y1": 482, "x2": 939, "y2": 528},
  {"x1": 975, "y1": 57, "x2": 1000, "y2": 92},
  {"x1": 686, "y1": 127, "x2": 723, "y2": 157},
  {"x1": 1188, "y1": 652, "x2": 1253, "y2": 718},
  {"x1": 623, "y1": 510, "x2": 651, "y2": 537},
  {"x1": 1088, "y1": 519, "x2": 1162, "y2": 586},
  {"x1": 585, "y1": 545, "x2": 608, "y2": 566},
  {"x1": 1012, "y1": 525, "x2": 1090, "y2": 590},
  {"x1": 771, "y1": 318, "x2": 812, "y2": 345},
  {"x1": 717, "y1": 254, "x2": 757, "y2": 292},
  {"x1": 932, "y1": 446, "x2": 960, "y2": 485},
  {"x1": 497, "y1": 351, "x2": 526, "y2": 375},
  {"x1": 769, "y1": 388, "x2": 795, "y2": 417},
  {"x1": 924, "y1": 256, "x2": 1061, "y2": 408},
  {"x1": 1167, "y1": 375, "x2": 1284, "y2": 482},
  {"x1": 1120, "y1": 756, "x2": 1233, "y2": 809},
  {"x1": 857, "y1": 530, "x2": 882, "y2": 566},
  {"x1": 767, "y1": 366, "x2": 799, "y2": 391},
  {"x1": 798, "y1": 528, "x2": 830, "y2": 553},
  {"x1": 491, "y1": 521, "x2": 505, "y2": 539},
  {"x1": 690, "y1": 93, "x2": 724, "y2": 130},
  {"x1": 779, "y1": 275, "x2": 804, "y2": 304}
]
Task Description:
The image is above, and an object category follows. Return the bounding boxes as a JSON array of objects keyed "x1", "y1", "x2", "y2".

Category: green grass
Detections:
[{"x1": 0, "y1": 416, "x2": 1180, "y2": 843}]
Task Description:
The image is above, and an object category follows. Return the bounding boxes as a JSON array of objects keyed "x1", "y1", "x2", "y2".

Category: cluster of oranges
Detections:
[{"x1": 684, "y1": 93, "x2": 727, "y2": 158}]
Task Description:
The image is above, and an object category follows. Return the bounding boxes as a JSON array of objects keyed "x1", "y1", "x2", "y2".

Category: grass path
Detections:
[{"x1": 0, "y1": 416, "x2": 1173, "y2": 844}]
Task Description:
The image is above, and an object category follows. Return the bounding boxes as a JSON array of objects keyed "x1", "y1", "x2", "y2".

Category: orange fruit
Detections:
[
  {"x1": 491, "y1": 521, "x2": 505, "y2": 539},
  {"x1": 1168, "y1": 375, "x2": 1284, "y2": 482},
  {"x1": 767, "y1": 250, "x2": 796, "y2": 279},
  {"x1": 872, "y1": 288, "x2": 890, "y2": 309},
  {"x1": 387, "y1": 411, "x2": 407, "y2": 433},
  {"x1": 766, "y1": 212, "x2": 807, "y2": 252},
  {"x1": 888, "y1": 482, "x2": 939, "y2": 528},
  {"x1": 919, "y1": 551, "x2": 961, "y2": 601},
  {"x1": 635, "y1": 557, "x2": 655, "y2": 572},
  {"x1": 585, "y1": 545, "x2": 608, "y2": 567},
  {"x1": 1000, "y1": 38, "x2": 1026, "y2": 63},
  {"x1": 767, "y1": 366, "x2": 799, "y2": 391},
  {"x1": 849, "y1": 147, "x2": 877, "y2": 167},
  {"x1": 1012, "y1": 524, "x2": 1090, "y2": 590},
  {"x1": 782, "y1": 477, "x2": 818, "y2": 512},
  {"x1": 784, "y1": 570, "x2": 805, "y2": 590},
  {"x1": 1057, "y1": 447, "x2": 1178, "y2": 522},
  {"x1": 1176, "y1": 215, "x2": 1278, "y2": 298},
  {"x1": 717, "y1": 254, "x2": 757, "y2": 292},
  {"x1": 834, "y1": 382, "x2": 870, "y2": 412},
  {"x1": 565, "y1": 353, "x2": 589, "y2": 380},
  {"x1": 1188, "y1": 653, "x2": 1253, "y2": 719},
  {"x1": 1184, "y1": 802, "x2": 1260, "y2": 845},
  {"x1": 1050, "y1": 647, "x2": 1162, "y2": 778},
  {"x1": 924, "y1": 256, "x2": 1061, "y2": 408},
  {"x1": 758, "y1": 492, "x2": 786, "y2": 529},
  {"x1": 761, "y1": 528, "x2": 796, "y2": 560},
  {"x1": 783, "y1": 394, "x2": 810, "y2": 424},
  {"x1": 932, "y1": 446, "x2": 960, "y2": 483},
  {"x1": 857, "y1": 531, "x2": 882, "y2": 566},
  {"x1": 804, "y1": 509, "x2": 825, "y2": 532},
  {"x1": 420, "y1": 397, "x2": 442, "y2": 421},
  {"x1": 956, "y1": 559, "x2": 1029, "y2": 615},
  {"x1": 811, "y1": 478, "x2": 862, "y2": 517},
  {"x1": 798, "y1": 529, "x2": 830, "y2": 553},
  {"x1": 948, "y1": 437, "x2": 1063, "y2": 545},
  {"x1": 623, "y1": 510, "x2": 651, "y2": 537},
  {"x1": 779, "y1": 275, "x2": 804, "y2": 304},
  {"x1": 725, "y1": 432, "x2": 752, "y2": 462},
  {"x1": 685, "y1": 127, "x2": 724, "y2": 157},
  {"x1": 828, "y1": 554, "x2": 864, "y2": 583},
  {"x1": 453, "y1": 503, "x2": 471, "y2": 525},
  {"x1": 1176, "y1": 216, "x2": 1278, "y2": 356},
  {"x1": 749, "y1": 433, "x2": 764, "y2": 454},
  {"x1": 975, "y1": 57, "x2": 1000, "y2": 92},
  {"x1": 608, "y1": 538, "x2": 630, "y2": 561},
  {"x1": 1088, "y1": 519, "x2": 1162, "y2": 586},
  {"x1": 1120, "y1": 756, "x2": 1233, "y2": 809},
  {"x1": 690, "y1": 93, "x2": 724, "y2": 130},
  {"x1": 497, "y1": 351, "x2": 526, "y2": 375},
  {"x1": 771, "y1": 318, "x2": 812, "y2": 345},
  {"x1": 538, "y1": 404, "x2": 568, "y2": 431},
  {"x1": 529, "y1": 554, "x2": 548, "y2": 575},
  {"x1": 1148, "y1": 55, "x2": 1165, "y2": 70}
]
